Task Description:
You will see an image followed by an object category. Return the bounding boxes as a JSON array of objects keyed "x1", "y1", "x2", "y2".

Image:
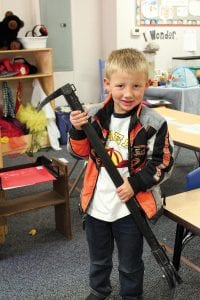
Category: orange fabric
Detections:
[
  {"x1": 129, "y1": 122, "x2": 142, "y2": 147},
  {"x1": 136, "y1": 102, "x2": 142, "y2": 118},
  {"x1": 70, "y1": 137, "x2": 90, "y2": 158},
  {"x1": 8, "y1": 136, "x2": 27, "y2": 150},
  {"x1": 81, "y1": 158, "x2": 98, "y2": 211},
  {"x1": 102, "y1": 93, "x2": 112, "y2": 107},
  {"x1": 136, "y1": 191, "x2": 157, "y2": 219},
  {"x1": 162, "y1": 131, "x2": 171, "y2": 167},
  {"x1": 15, "y1": 81, "x2": 23, "y2": 114}
]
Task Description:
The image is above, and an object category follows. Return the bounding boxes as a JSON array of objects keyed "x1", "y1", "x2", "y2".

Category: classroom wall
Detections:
[
  {"x1": 53, "y1": 0, "x2": 103, "y2": 105},
  {"x1": 1, "y1": 0, "x2": 200, "y2": 105},
  {"x1": 0, "y1": 0, "x2": 103, "y2": 105},
  {"x1": 0, "y1": 1, "x2": 36, "y2": 38},
  {"x1": 114, "y1": 0, "x2": 200, "y2": 73}
]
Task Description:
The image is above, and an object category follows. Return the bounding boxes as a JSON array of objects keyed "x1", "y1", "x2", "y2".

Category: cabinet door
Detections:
[{"x1": 39, "y1": 0, "x2": 73, "y2": 72}]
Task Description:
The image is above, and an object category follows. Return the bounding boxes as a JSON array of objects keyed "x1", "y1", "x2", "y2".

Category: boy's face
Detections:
[{"x1": 104, "y1": 71, "x2": 149, "y2": 114}]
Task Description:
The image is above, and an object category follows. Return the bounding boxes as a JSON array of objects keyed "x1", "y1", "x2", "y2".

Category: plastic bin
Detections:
[{"x1": 18, "y1": 37, "x2": 47, "y2": 49}]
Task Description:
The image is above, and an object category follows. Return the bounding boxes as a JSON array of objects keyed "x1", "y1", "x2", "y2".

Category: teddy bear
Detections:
[{"x1": 0, "y1": 11, "x2": 24, "y2": 50}]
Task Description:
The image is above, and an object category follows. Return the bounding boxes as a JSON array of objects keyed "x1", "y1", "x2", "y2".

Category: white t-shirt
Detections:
[{"x1": 87, "y1": 113, "x2": 131, "y2": 221}]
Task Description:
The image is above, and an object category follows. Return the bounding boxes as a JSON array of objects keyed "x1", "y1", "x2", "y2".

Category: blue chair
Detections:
[
  {"x1": 172, "y1": 167, "x2": 200, "y2": 270},
  {"x1": 98, "y1": 59, "x2": 106, "y2": 101},
  {"x1": 186, "y1": 167, "x2": 200, "y2": 191}
]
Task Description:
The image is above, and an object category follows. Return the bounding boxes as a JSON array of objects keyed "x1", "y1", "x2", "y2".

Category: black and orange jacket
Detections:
[{"x1": 68, "y1": 96, "x2": 174, "y2": 219}]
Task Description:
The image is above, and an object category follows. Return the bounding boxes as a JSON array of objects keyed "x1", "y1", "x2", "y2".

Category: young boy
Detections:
[{"x1": 68, "y1": 48, "x2": 174, "y2": 300}]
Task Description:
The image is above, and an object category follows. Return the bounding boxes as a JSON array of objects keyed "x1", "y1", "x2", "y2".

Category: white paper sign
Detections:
[{"x1": 183, "y1": 29, "x2": 197, "y2": 51}]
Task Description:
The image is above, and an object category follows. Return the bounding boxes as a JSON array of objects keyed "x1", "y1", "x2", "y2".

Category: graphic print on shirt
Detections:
[
  {"x1": 105, "y1": 115, "x2": 130, "y2": 168},
  {"x1": 87, "y1": 114, "x2": 131, "y2": 221}
]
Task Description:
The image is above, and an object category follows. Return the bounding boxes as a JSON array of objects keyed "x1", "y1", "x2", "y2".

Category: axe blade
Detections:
[
  {"x1": 37, "y1": 83, "x2": 77, "y2": 111},
  {"x1": 37, "y1": 87, "x2": 63, "y2": 111}
]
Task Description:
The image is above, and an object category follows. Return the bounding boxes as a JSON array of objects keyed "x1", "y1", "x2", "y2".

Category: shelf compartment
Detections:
[
  {"x1": 0, "y1": 190, "x2": 66, "y2": 217},
  {"x1": 1, "y1": 132, "x2": 49, "y2": 156},
  {"x1": 0, "y1": 73, "x2": 52, "y2": 81}
]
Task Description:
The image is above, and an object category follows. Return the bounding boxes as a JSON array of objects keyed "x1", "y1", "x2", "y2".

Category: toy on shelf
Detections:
[
  {"x1": 19, "y1": 24, "x2": 48, "y2": 49},
  {"x1": 0, "y1": 11, "x2": 24, "y2": 50}
]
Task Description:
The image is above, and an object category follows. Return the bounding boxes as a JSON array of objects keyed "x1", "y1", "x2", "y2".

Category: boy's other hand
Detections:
[
  {"x1": 116, "y1": 177, "x2": 134, "y2": 203},
  {"x1": 70, "y1": 110, "x2": 89, "y2": 130}
]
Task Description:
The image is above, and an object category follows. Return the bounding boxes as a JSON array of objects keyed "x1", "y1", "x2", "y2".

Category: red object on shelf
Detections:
[
  {"x1": 0, "y1": 119, "x2": 24, "y2": 137},
  {"x1": 1, "y1": 58, "x2": 13, "y2": 71},
  {"x1": 0, "y1": 165, "x2": 56, "y2": 190},
  {"x1": 12, "y1": 62, "x2": 30, "y2": 75}
]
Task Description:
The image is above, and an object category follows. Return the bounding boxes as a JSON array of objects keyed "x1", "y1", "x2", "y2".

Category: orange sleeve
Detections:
[{"x1": 69, "y1": 137, "x2": 90, "y2": 158}]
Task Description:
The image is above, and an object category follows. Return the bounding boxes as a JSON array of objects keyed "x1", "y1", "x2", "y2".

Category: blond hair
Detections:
[{"x1": 105, "y1": 48, "x2": 149, "y2": 80}]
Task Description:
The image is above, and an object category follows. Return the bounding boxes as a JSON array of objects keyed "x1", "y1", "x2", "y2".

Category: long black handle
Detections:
[
  {"x1": 38, "y1": 83, "x2": 182, "y2": 289},
  {"x1": 62, "y1": 84, "x2": 182, "y2": 288}
]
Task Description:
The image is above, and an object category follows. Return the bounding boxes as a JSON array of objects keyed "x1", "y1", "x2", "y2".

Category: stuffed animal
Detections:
[{"x1": 0, "y1": 11, "x2": 24, "y2": 50}]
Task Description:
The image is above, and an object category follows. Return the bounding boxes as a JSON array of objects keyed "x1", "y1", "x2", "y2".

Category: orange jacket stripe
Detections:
[
  {"x1": 136, "y1": 191, "x2": 157, "y2": 219},
  {"x1": 69, "y1": 138, "x2": 90, "y2": 158},
  {"x1": 81, "y1": 158, "x2": 98, "y2": 211},
  {"x1": 162, "y1": 131, "x2": 171, "y2": 167}
]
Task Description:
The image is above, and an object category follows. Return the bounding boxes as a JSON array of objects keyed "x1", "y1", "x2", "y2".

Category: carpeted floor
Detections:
[{"x1": 0, "y1": 146, "x2": 199, "y2": 300}]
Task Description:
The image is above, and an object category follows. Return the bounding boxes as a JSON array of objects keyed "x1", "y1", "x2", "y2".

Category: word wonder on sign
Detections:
[{"x1": 150, "y1": 30, "x2": 176, "y2": 40}]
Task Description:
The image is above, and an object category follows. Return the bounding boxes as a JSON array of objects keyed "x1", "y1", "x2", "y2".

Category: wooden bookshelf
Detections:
[{"x1": 0, "y1": 48, "x2": 55, "y2": 168}]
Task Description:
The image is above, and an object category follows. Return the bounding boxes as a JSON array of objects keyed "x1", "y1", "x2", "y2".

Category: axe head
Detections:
[
  {"x1": 37, "y1": 83, "x2": 76, "y2": 111},
  {"x1": 37, "y1": 83, "x2": 83, "y2": 112},
  {"x1": 37, "y1": 87, "x2": 63, "y2": 111}
]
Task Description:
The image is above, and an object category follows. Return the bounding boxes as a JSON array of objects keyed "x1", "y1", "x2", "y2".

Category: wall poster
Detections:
[{"x1": 136, "y1": 0, "x2": 200, "y2": 26}]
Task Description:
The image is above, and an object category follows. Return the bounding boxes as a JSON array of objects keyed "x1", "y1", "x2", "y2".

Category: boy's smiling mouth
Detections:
[{"x1": 121, "y1": 99, "x2": 134, "y2": 105}]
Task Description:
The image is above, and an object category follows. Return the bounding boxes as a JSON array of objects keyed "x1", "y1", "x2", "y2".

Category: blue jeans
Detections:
[{"x1": 85, "y1": 214, "x2": 144, "y2": 300}]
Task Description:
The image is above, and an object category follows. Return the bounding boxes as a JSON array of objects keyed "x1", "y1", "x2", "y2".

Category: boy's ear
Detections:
[
  {"x1": 145, "y1": 79, "x2": 150, "y2": 89},
  {"x1": 104, "y1": 77, "x2": 110, "y2": 91}
]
